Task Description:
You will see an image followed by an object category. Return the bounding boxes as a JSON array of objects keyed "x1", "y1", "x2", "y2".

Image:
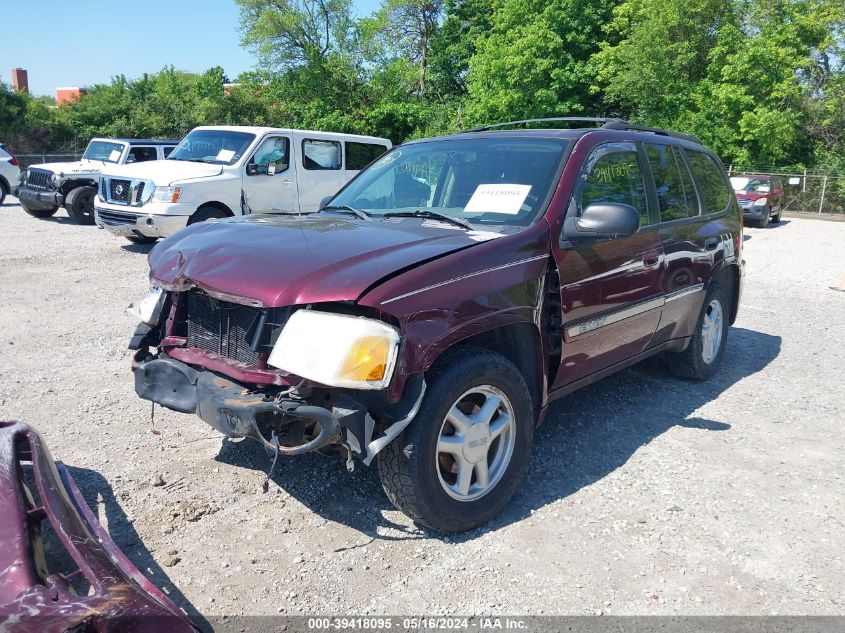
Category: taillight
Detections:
[{"x1": 10, "y1": 156, "x2": 19, "y2": 166}]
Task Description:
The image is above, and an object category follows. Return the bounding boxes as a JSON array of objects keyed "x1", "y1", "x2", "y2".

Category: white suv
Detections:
[
  {"x1": 94, "y1": 126, "x2": 392, "y2": 244},
  {"x1": 0, "y1": 143, "x2": 21, "y2": 206},
  {"x1": 13, "y1": 138, "x2": 177, "y2": 224}
]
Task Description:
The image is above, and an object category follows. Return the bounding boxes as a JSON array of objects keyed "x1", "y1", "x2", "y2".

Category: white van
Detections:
[{"x1": 94, "y1": 126, "x2": 391, "y2": 243}]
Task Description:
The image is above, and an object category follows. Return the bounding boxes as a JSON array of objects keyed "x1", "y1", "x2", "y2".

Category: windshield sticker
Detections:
[
  {"x1": 464, "y1": 184, "x2": 531, "y2": 215},
  {"x1": 108, "y1": 149, "x2": 122, "y2": 162},
  {"x1": 216, "y1": 149, "x2": 236, "y2": 162}
]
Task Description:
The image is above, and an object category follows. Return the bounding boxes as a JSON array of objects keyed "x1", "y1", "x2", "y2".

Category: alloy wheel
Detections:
[
  {"x1": 435, "y1": 385, "x2": 515, "y2": 502},
  {"x1": 701, "y1": 299, "x2": 724, "y2": 364}
]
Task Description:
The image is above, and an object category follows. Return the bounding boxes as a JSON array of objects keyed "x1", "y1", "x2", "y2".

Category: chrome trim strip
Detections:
[
  {"x1": 566, "y1": 296, "x2": 665, "y2": 338},
  {"x1": 664, "y1": 283, "x2": 704, "y2": 303},
  {"x1": 381, "y1": 254, "x2": 548, "y2": 304}
]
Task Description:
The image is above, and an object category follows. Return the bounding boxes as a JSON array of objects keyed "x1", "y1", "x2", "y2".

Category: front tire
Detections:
[
  {"x1": 771, "y1": 205, "x2": 782, "y2": 223},
  {"x1": 188, "y1": 205, "x2": 229, "y2": 225},
  {"x1": 21, "y1": 201, "x2": 59, "y2": 218},
  {"x1": 125, "y1": 234, "x2": 158, "y2": 245},
  {"x1": 758, "y1": 209, "x2": 770, "y2": 228},
  {"x1": 64, "y1": 186, "x2": 96, "y2": 225},
  {"x1": 378, "y1": 347, "x2": 534, "y2": 532},
  {"x1": 666, "y1": 282, "x2": 729, "y2": 381}
]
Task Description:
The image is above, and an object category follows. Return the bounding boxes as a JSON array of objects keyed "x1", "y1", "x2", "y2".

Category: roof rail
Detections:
[
  {"x1": 464, "y1": 117, "x2": 627, "y2": 132},
  {"x1": 600, "y1": 120, "x2": 702, "y2": 144},
  {"x1": 463, "y1": 116, "x2": 702, "y2": 144}
]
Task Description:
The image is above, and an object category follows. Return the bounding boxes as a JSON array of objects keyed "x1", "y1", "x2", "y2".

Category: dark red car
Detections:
[
  {"x1": 129, "y1": 118, "x2": 744, "y2": 532},
  {"x1": 730, "y1": 174, "x2": 784, "y2": 227}
]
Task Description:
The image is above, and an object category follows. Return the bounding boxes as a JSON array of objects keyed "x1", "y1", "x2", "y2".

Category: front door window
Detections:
[
  {"x1": 247, "y1": 137, "x2": 290, "y2": 176},
  {"x1": 574, "y1": 142, "x2": 650, "y2": 229}
]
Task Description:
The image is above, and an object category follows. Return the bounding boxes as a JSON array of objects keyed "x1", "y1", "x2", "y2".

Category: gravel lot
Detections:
[{"x1": 1, "y1": 201, "x2": 843, "y2": 624}]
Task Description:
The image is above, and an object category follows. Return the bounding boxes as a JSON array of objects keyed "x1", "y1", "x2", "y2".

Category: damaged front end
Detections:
[
  {"x1": 0, "y1": 420, "x2": 197, "y2": 633},
  {"x1": 129, "y1": 286, "x2": 425, "y2": 468},
  {"x1": 132, "y1": 350, "x2": 424, "y2": 468}
]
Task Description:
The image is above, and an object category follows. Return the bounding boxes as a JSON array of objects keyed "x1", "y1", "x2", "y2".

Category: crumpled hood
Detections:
[
  {"x1": 148, "y1": 214, "x2": 490, "y2": 307},
  {"x1": 102, "y1": 159, "x2": 222, "y2": 185}
]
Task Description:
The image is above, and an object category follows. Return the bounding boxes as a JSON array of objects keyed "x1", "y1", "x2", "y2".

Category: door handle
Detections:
[
  {"x1": 704, "y1": 237, "x2": 720, "y2": 251},
  {"x1": 642, "y1": 249, "x2": 661, "y2": 268}
]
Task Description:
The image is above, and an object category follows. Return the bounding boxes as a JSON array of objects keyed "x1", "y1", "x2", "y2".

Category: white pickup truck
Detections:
[
  {"x1": 14, "y1": 138, "x2": 178, "y2": 224},
  {"x1": 94, "y1": 126, "x2": 392, "y2": 244}
]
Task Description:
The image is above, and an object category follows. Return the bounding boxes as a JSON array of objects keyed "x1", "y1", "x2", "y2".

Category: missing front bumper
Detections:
[{"x1": 132, "y1": 353, "x2": 425, "y2": 465}]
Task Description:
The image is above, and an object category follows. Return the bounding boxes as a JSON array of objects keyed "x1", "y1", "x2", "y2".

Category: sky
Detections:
[{"x1": 0, "y1": 0, "x2": 382, "y2": 97}]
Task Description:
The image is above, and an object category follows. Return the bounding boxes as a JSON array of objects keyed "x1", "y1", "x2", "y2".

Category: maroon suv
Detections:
[{"x1": 129, "y1": 118, "x2": 744, "y2": 532}]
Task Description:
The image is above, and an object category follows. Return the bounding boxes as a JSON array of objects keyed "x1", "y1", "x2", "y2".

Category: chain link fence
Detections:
[
  {"x1": 15, "y1": 153, "x2": 84, "y2": 170},
  {"x1": 10, "y1": 151, "x2": 845, "y2": 214},
  {"x1": 727, "y1": 166, "x2": 845, "y2": 215}
]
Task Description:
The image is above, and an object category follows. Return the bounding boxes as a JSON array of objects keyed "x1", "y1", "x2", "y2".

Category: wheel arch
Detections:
[
  {"x1": 712, "y1": 263, "x2": 740, "y2": 325},
  {"x1": 444, "y1": 322, "x2": 545, "y2": 422},
  {"x1": 194, "y1": 201, "x2": 234, "y2": 218},
  {"x1": 60, "y1": 179, "x2": 97, "y2": 195}
]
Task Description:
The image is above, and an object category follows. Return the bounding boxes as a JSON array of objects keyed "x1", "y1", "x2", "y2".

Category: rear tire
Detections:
[
  {"x1": 0, "y1": 181, "x2": 7, "y2": 205},
  {"x1": 64, "y1": 186, "x2": 96, "y2": 225},
  {"x1": 188, "y1": 205, "x2": 229, "y2": 225},
  {"x1": 377, "y1": 347, "x2": 534, "y2": 532},
  {"x1": 666, "y1": 282, "x2": 729, "y2": 381},
  {"x1": 21, "y1": 201, "x2": 59, "y2": 218}
]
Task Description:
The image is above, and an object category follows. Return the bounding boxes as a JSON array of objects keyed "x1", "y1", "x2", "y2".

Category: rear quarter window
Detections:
[
  {"x1": 346, "y1": 142, "x2": 388, "y2": 171},
  {"x1": 686, "y1": 150, "x2": 732, "y2": 214}
]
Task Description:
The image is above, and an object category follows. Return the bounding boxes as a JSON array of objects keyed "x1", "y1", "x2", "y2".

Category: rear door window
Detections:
[
  {"x1": 575, "y1": 142, "x2": 650, "y2": 228},
  {"x1": 644, "y1": 143, "x2": 699, "y2": 221},
  {"x1": 686, "y1": 150, "x2": 732, "y2": 214},
  {"x1": 303, "y1": 139, "x2": 341, "y2": 170}
]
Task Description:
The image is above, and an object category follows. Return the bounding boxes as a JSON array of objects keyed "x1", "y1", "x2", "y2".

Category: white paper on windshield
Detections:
[
  {"x1": 108, "y1": 149, "x2": 122, "y2": 162},
  {"x1": 216, "y1": 149, "x2": 236, "y2": 162},
  {"x1": 464, "y1": 184, "x2": 531, "y2": 215}
]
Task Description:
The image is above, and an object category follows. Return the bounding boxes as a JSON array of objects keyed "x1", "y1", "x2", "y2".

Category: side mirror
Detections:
[
  {"x1": 563, "y1": 203, "x2": 640, "y2": 240},
  {"x1": 246, "y1": 163, "x2": 260, "y2": 176},
  {"x1": 318, "y1": 195, "x2": 333, "y2": 210}
]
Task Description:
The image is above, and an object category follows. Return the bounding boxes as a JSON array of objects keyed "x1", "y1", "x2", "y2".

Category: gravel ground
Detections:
[{"x1": 1, "y1": 201, "x2": 843, "y2": 623}]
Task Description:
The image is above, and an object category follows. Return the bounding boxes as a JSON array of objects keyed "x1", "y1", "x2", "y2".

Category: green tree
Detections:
[
  {"x1": 464, "y1": 0, "x2": 615, "y2": 125},
  {"x1": 429, "y1": 0, "x2": 494, "y2": 99},
  {"x1": 237, "y1": 0, "x2": 356, "y2": 68}
]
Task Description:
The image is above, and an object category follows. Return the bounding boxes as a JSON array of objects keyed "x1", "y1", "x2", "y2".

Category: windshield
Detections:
[
  {"x1": 329, "y1": 137, "x2": 569, "y2": 228},
  {"x1": 83, "y1": 140, "x2": 126, "y2": 163},
  {"x1": 168, "y1": 129, "x2": 255, "y2": 165},
  {"x1": 730, "y1": 176, "x2": 771, "y2": 194}
]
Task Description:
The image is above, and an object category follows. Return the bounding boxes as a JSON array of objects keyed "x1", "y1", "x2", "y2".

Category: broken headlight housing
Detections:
[
  {"x1": 126, "y1": 286, "x2": 166, "y2": 325},
  {"x1": 267, "y1": 310, "x2": 400, "y2": 390}
]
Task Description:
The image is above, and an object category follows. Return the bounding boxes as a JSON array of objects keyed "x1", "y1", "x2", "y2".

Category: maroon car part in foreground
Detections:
[
  {"x1": 0, "y1": 420, "x2": 196, "y2": 633},
  {"x1": 130, "y1": 117, "x2": 745, "y2": 531}
]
